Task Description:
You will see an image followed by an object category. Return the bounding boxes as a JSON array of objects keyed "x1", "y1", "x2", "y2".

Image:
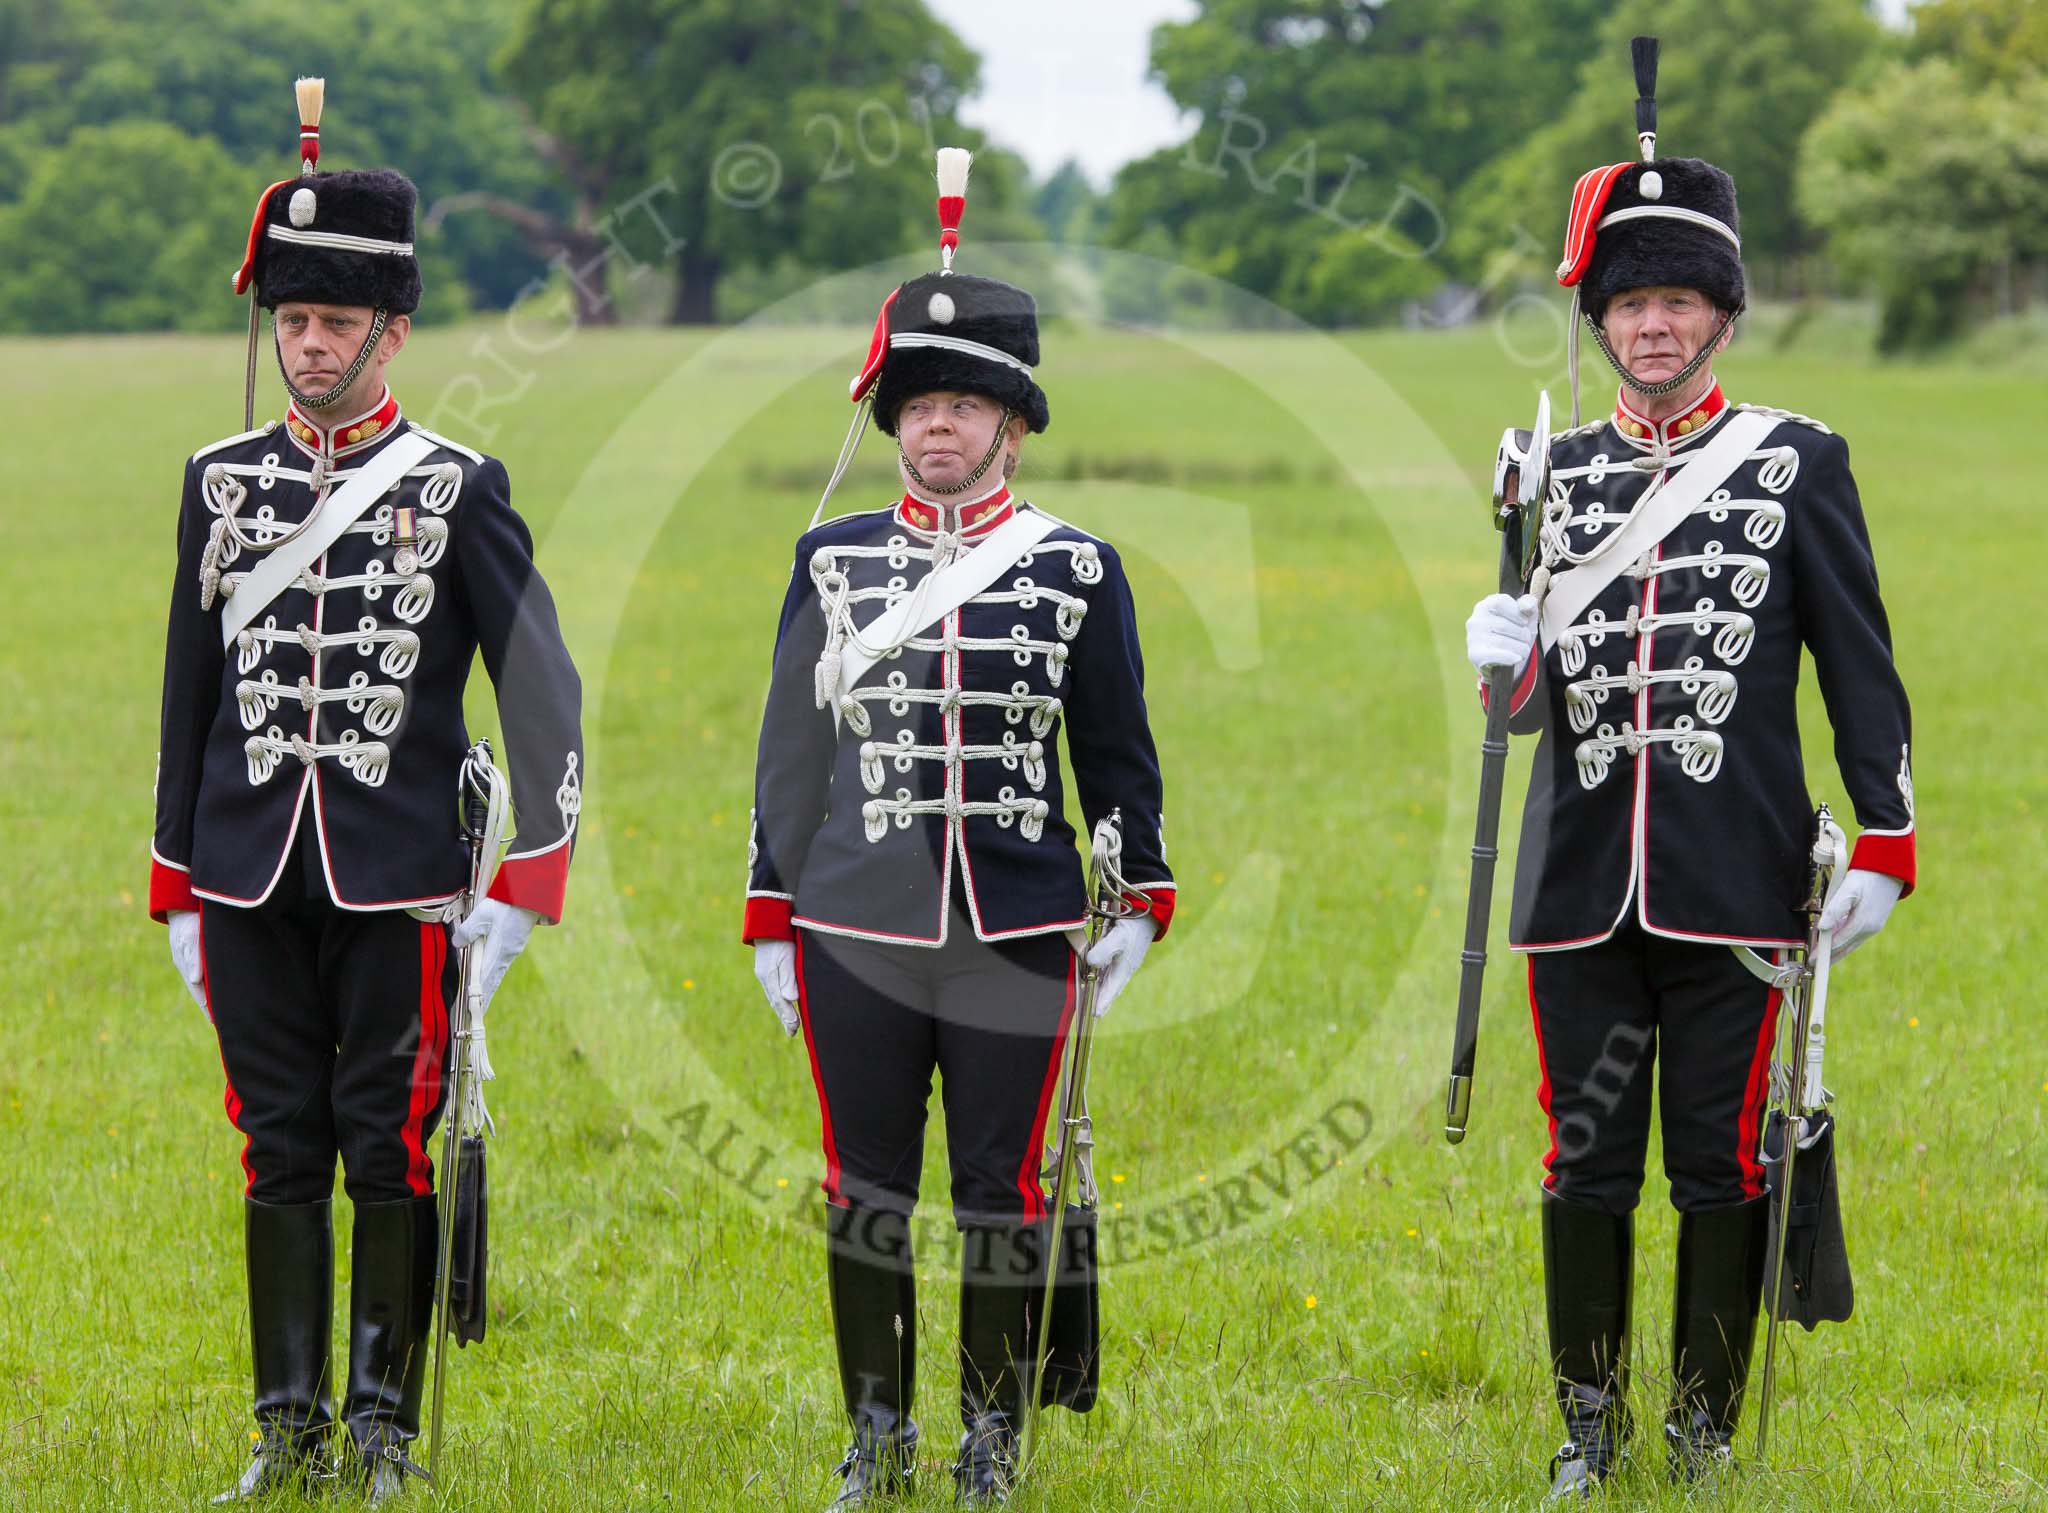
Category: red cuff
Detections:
[
  {"x1": 1849, "y1": 829, "x2": 1915, "y2": 898},
  {"x1": 1477, "y1": 652, "x2": 1541, "y2": 717},
  {"x1": 150, "y1": 856, "x2": 198, "y2": 923},
  {"x1": 743, "y1": 895, "x2": 795, "y2": 944},
  {"x1": 1128, "y1": 886, "x2": 1176, "y2": 941},
  {"x1": 489, "y1": 844, "x2": 569, "y2": 925}
]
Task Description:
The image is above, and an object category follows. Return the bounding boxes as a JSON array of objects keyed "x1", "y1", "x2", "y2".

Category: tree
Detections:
[
  {"x1": 1100, "y1": 0, "x2": 1618, "y2": 323},
  {"x1": 0, "y1": 118, "x2": 470, "y2": 334},
  {"x1": 499, "y1": 0, "x2": 1023, "y2": 323},
  {"x1": 1908, "y1": 0, "x2": 2048, "y2": 86},
  {"x1": 0, "y1": 121, "x2": 249, "y2": 332},
  {"x1": 1034, "y1": 160, "x2": 1099, "y2": 245},
  {"x1": 1448, "y1": 0, "x2": 1883, "y2": 302},
  {"x1": 1798, "y1": 58, "x2": 2048, "y2": 350},
  {"x1": 0, "y1": 0, "x2": 563, "y2": 314}
]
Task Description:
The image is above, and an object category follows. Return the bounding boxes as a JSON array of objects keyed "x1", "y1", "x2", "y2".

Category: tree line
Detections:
[
  {"x1": 0, "y1": 0, "x2": 2040, "y2": 349},
  {"x1": 1095, "y1": 0, "x2": 2048, "y2": 350}
]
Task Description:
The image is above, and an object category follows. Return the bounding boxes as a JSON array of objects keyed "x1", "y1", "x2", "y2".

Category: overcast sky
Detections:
[
  {"x1": 928, "y1": 0, "x2": 1198, "y2": 185},
  {"x1": 929, "y1": 0, "x2": 1920, "y2": 187}
]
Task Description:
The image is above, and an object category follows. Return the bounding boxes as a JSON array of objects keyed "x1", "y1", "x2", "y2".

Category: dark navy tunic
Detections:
[
  {"x1": 746, "y1": 488, "x2": 1174, "y2": 947},
  {"x1": 1501, "y1": 385, "x2": 1915, "y2": 951},
  {"x1": 151, "y1": 391, "x2": 583, "y2": 923}
]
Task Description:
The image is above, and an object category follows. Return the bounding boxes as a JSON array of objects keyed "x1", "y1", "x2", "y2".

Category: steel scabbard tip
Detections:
[{"x1": 1444, "y1": 1075, "x2": 1471, "y2": 1143}]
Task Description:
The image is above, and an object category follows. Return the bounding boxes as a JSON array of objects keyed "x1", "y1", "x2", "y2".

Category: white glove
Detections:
[
  {"x1": 167, "y1": 909, "x2": 208, "y2": 1017},
  {"x1": 1084, "y1": 916, "x2": 1158, "y2": 1019},
  {"x1": 753, "y1": 940, "x2": 800, "y2": 1036},
  {"x1": 1817, "y1": 868, "x2": 1903, "y2": 962},
  {"x1": 1466, "y1": 592, "x2": 1539, "y2": 677},
  {"x1": 451, "y1": 899, "x2": 542, "y2": 1013}
]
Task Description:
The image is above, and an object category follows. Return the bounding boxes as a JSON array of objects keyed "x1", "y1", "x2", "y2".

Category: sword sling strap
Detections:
[
  {"x1": 219, "y1": 430, "x2": 438, "y2": 648},
  {"x1": 828, "y1": 507, "x2": 1061, "y2": 724},
  {"x1": 1539, "y1": 408, "x2": 1776, "y2": 650}
]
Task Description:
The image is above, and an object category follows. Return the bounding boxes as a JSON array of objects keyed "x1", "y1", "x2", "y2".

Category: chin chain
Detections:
[
  {"x1": 899, "y1": 406, "x2": 1013, "y2": 496},
  {"x1": 1586, "y1": 304, "x2": 1740, "y2": 397},
  {"x1": 275, "y1": 307, "x2": 390, "y2": 412}
]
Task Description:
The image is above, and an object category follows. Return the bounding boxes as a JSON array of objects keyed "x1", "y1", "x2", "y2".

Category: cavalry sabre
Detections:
[
  {"x1": 1753, "y1": 802, "x2": 1850, "y2": 1458},
  {"x1": 425, "y1": 739, "x2": 509, "y2": 1479},
  {"x1": 1018, "y1": 811, "x2": 1133, "y2": 1476}
]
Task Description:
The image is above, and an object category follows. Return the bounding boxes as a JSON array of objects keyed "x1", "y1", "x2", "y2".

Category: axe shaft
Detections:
[{"x1": 1445, "y1": 527, "x2": 1524, "y2": 1143}]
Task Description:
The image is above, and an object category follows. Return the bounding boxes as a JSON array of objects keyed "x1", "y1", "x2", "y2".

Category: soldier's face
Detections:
[
  {"x1": 276, "y1": 303, "x2": 374, "y2": 389},
  {"x1": 1601, "y1": 287, "x2": 1728, "y2": 385},
  {"x1": 897, "y1": 391, "x2": 1012, "y2": 491},
  {"x1": 274, "y1": 303, "x2": 407, "y2": 404}
]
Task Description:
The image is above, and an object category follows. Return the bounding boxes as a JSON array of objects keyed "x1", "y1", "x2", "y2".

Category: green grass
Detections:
[{"x1": 1, "y1": 295, "x2": 2042, "y2": 1511}]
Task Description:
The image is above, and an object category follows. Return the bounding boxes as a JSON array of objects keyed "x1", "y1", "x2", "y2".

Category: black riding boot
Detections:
[
  {"x1": 1668, "y1": 1198, "x2": 1768, "y2": 1483},
  {"x1": 213, "y1": 1198, "x2": 335, "y2": 1503},
  {"x1": 1541, "y1": 1193, "x2": 1633, "y2": 1500},
  {"x1": 953, "y1": 1227, "x2": 1034, "y2": 1507},
  {"x1": 826, "y1": 1204, "x2": 919, "y2": 1507},
  {"x1": 343, "y1": 1196, "x2": 438, "y2": 1504}
]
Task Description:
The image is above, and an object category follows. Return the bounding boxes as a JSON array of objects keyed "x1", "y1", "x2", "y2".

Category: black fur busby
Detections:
[
  {"x1": 1580, "y1": 157, "x2": 1744, "y2": 321},
  {"x1": 868, "y1": 271, "x2": 1050, "y2": 437},
  {"x1": 246, "y1": 168, "x2": 423, "y2": 314}
]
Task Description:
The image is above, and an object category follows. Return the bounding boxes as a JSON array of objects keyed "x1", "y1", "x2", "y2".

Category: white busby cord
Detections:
[{"x1": 809, "y1": 393, "x2": 875, "y2": 530}]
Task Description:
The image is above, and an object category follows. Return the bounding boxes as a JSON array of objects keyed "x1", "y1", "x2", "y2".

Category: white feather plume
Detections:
[
  {"x1": 935, "y1": 147, "x2": 973, "y2": 199},
  {"x1": 295, "y1": 77, "x2": 325, "y2": 128}
]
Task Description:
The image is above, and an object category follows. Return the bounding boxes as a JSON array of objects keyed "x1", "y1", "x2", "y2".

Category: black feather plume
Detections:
[
  {"x1": 1631, "y1": 36, "x2": 1659, "y2": 144},
  {"x1": 1631, "y1": 36, "x2": 1660, "y2": 98}
]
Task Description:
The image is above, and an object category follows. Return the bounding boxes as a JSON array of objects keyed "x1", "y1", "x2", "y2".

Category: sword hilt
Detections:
[
  {"x1": 1798, "y1": 800, "x2": 1835, "y2": 917},
  {"x1": 460, "y1": 739, "x2": 495, "y2": 850}
]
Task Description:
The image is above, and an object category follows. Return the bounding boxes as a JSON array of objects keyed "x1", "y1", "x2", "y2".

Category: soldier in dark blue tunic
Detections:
[
  {"x1": 149, "y1": 82, "x2": 582, "y2": 1503},
  {"x1": 743, "y1": 152, "x2": 1174, "y2": 1508},
  {"x1": 1463, "y1": 45, "x2": 1914, "y2": 1496}
]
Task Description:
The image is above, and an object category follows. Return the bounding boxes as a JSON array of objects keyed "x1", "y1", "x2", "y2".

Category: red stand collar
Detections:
[
  {"x1": 894, "y1": 485, "x2": 1014, "y2": 539},
  {"x1": 283, "y1": 388, "x2": 401, "y2": 463},
  {"x1": 1613, "y1": 382, "x2": 1727, "y2": 452}
]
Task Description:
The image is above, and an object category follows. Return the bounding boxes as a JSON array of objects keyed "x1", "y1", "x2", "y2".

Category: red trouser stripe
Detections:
[
  {"x1": 792, "y1": 933, "x2": 846, "y2": 1206},
  {"x1": 202, "y1": 908, "x2": 257, "y2": 1193},
  {"x1": 1735, "y1": 981, "x2": 1784, "y2": 1201},
  {"x1": 1016, "y1": 951, "x2": 1080, "y2": 1222},
  {"x1": 401, "y1": 922, "x2": 448, "y2": 1197},
  {"x1": 1527, "y1": 959, "x2": 1560, "y2": 1192}
]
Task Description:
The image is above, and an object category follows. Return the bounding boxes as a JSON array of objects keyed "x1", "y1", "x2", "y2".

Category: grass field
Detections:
[{"x1": 1, "y1": 279, "x2": 2042, "y2": 1511}]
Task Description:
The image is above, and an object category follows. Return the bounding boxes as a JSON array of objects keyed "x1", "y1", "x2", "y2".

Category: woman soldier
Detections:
[{"x1": 742, "y1": 152, "x2": 1175, "y2": 1507}]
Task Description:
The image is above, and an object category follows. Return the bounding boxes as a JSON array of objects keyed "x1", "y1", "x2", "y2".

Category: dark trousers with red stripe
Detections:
[
  {"x1": 1528, "y1": 919, "x2": 1781, "y2": 1216},
  {"x1": 794, "y1": 917, "x2": 1077, "y2": 1226},
  {"x1": 200, "y1": 849, "x2": 456, "y2": 1207}
]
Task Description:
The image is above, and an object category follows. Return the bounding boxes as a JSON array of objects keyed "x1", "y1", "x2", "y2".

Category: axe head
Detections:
[{"x1": 1490, "y1": 390, "x2": 1552, "y2": 585}]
